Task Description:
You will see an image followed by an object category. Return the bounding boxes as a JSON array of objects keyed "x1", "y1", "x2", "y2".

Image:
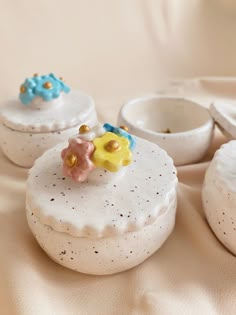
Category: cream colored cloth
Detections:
[{"x1": 1, "y1": 1, "x2": 236, "y2": 314}]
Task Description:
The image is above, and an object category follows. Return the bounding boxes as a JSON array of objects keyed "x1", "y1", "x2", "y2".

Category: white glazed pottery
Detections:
[
  {"x1": 0, "y1": 75, "x2": 98, "y2": 168},
  {"x1": 210, "y1": 102, "x2": 236, "y2": 139},
  {"x1": 202, "y1": 141, "x2": 236, "y2": 255},
  {"x1": 118, "y1": 96, "x2": 214, "y2": 166},
  {"x1": 26, "y1": 136, "x2": 178, "y2": 275}
]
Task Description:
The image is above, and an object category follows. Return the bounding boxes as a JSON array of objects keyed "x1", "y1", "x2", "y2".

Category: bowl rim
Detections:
[{"x1": 120, "y1": 94, "x2": 214, "y2": 137}]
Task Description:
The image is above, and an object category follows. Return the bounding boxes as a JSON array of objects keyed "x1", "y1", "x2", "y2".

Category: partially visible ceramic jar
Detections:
[
  {"x1": 202, "y1": 141, "x2": 236, "y2": 255},
  {"x1": 0, "y1": 73, "x2": 98, "y2": 167}
]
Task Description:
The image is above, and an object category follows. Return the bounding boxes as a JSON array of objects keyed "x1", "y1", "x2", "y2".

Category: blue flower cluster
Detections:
[
  {"x1": 19, "y1": 73, "x2": 70, "y2": 105},
  {"x1": 103, "y1": 123, "x2": 136, "y2": 150}
]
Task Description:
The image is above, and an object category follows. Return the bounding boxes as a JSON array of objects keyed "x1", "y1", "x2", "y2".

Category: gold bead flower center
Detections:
[
  {"x1": 65, "y1": 153, "x2": 78, "y2": 168},
  {"x1": 43, "y1": 81, "x2": 53, "y2": 89},
  {"x1": 120, "y1": 125, "x2": 129, "y2": 132},
  {"x1": 105, "y1": 140, "x2": 120, "y2": 152},
  {"x1": 20, "y1": 85, "x2": 26, "y2": 93},
  {"x1": 79, "y1": 125, "x2": 90, "y2": 134}
]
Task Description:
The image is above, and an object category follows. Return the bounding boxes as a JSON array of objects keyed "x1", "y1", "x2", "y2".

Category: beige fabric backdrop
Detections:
[{"x1": 0, "y1": 1, "x2": 236, "y2": 314}]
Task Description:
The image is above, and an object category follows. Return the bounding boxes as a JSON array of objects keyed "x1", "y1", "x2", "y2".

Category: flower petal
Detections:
[
  {"x1": 61, "y1": 138, "x2": 95, "y2": 182},
  {"x1": 92, "y1": 132, "x2": 132, "y2": 172}
]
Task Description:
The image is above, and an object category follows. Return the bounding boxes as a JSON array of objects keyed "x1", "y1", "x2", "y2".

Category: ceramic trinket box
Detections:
[
  {"x1": 26, "y1": 123, "x2": 178, "y2": 275},
  {"x1": 202, "y1": 141, "x2": 236, "y2": 255},
  {"x1": 0, "y1": 73, "x2": 98, "y2": 167},
  {"x1": 118, "y1": 96, "x2": 214, "y2": 166}
]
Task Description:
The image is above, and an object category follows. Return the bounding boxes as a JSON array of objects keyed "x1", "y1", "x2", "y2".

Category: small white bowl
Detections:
[{"x1": 118, "y1": 96, "x2": 214, "y2": 166}]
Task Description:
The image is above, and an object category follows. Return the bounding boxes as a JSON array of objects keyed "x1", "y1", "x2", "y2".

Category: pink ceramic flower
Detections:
[{"x1": 61, "y1": 138, "x2": 95, "y2": 182}]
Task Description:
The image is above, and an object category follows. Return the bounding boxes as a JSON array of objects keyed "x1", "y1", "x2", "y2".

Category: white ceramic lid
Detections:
[
  {"x1": 26, "y1": 137, "x2": 177, "y2": 239},
  {"x1": 0, "y1": 90, "x2": 95, "y2": 133},
  {"x1": 210, "y1": 102, "x2": 236, "y2": 139}
]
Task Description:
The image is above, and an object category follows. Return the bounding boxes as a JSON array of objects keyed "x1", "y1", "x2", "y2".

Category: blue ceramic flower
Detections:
[
  {"x1": 19, "y1": 73, "x2": 70, "y2": 105},
  {"x1": 103, "y1": 123, "x2": 136, "y2": 150}
]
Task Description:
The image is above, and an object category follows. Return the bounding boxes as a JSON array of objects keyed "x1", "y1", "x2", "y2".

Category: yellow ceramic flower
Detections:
[{"x1": 92, "y1": 132, "x2": 132, "y2": 172}]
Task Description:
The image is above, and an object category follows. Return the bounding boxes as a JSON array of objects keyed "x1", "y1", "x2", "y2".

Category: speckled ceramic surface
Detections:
[
  {"x1": 26, "y1": 137, "x2": 178, "y2": 275},
  {"x1": 118, "y1": 96, "x2": 214, "y2": 166},
  {"x1": 202, "y1": 141, "x2": 236, "y2": 255},
  {"x1": 0, "y1": 80, "x2": 98, "y2": 167}
]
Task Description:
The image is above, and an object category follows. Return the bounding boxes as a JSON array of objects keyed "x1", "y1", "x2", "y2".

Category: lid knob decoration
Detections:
[
  {"x1": 19, "y1": 73, "x2": 70, "y2": 105},
  {"x1": 61, "y1": 123, "x2": 136, "y2": 182}
]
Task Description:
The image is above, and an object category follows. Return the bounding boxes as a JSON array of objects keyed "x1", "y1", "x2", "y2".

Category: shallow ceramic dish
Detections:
[
  {"x1": 0, "y1": 73, "x2": 98, "y2": 167},
  {"x1": 26, "y1": 124, "x2": 178, "y2": 275},
  {"x1": 202, "y1": 141, "x2": 236, "y2": 255},
  {"x1": 118, "y1": 96, "x2": 214, "y2": 166}
]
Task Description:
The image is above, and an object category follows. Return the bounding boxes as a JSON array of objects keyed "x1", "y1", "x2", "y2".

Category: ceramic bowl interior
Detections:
[{"x1": 122, "y1": 97, "x2": 211, "y2": 135}]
